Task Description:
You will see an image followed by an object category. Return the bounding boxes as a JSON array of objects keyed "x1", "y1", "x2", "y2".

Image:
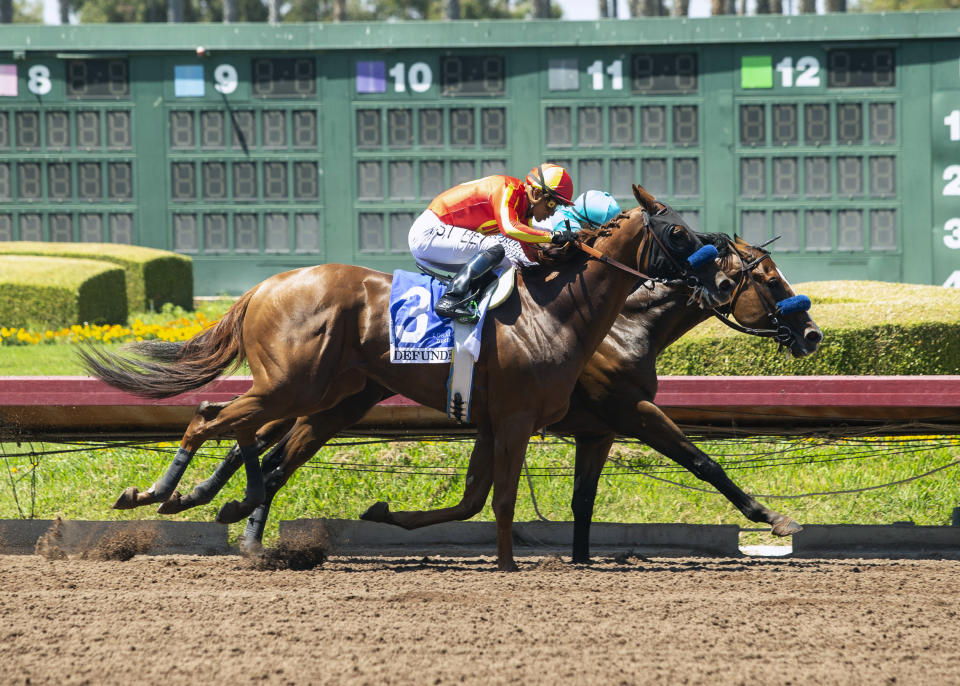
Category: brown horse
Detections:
[
  {"x1": 81, "y1": 185, "x2": 736, "y2": 571},
  {"x1": 154, "y1": 235, "x2": 820, "y2": 562},
  {"x1": 556, "y1": 234, "x2": 822, "y2": 561}
]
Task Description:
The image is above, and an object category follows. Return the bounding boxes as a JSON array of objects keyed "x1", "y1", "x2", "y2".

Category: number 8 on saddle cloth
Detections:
[{"x1": 388, "y1": 266, "x2": 516, "y2": 422}]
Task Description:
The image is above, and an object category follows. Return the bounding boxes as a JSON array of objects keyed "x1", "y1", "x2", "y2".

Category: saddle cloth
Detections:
[
  {"x1": 389, "y1": 267, "x2": 516, "y2": 422},
  {"x1": 389, "y1": 270, "x2": 457, "y2": 364}
]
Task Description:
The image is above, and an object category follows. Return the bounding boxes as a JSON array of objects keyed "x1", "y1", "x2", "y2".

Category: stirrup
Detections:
[
  {"x1": 454, "y1": 301, "x2": 480, "y2": 324},
  {"x1": 436, "y1": 297, "x2": 479, "y2": 324}
]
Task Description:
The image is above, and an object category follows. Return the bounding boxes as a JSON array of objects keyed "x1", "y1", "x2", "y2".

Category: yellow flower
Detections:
[{"x1": 2, "y1": 312, "x2": 223, "y2": 346}]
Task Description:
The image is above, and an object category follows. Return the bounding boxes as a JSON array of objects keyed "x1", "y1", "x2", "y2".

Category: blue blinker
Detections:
[
  {"x1": 686, "y1": 244, "x2": 718, "y2": 270},
  {"x1": 776, "y1": 294, "x2": 811, "y2": 315}
]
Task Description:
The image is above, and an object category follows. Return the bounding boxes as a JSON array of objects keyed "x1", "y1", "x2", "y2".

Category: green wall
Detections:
[{"x1": 0, "y1": 13, "x2": 958, "y2": 293}]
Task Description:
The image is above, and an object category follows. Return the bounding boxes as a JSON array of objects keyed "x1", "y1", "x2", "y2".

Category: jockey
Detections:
[
  {"x1": 545, "y1": 190, "x2": 621, "y2": 234},
  {"x1": 408, "y1": 163, "x2": 575, "y2": 321}
]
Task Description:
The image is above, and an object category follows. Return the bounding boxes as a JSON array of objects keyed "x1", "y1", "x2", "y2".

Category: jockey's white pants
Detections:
[{"x1": 407, "y1": 209, "x2": 533, "y2": 272}]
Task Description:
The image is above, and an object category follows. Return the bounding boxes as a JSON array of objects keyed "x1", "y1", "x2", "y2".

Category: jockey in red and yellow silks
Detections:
[
  {"x1": 409, "y1": 163, "x2": 575, "y2": 322},
  {"x1": 428, "y1": 176, "x2": 552, "y2": 255}
]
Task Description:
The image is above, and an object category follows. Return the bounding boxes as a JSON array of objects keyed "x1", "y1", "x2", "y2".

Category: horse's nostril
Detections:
[
  {"x1": 719, "y1": 278, "x2": 734, "y2": 292},
  {"x1": 805, "y1": 328, "x2": 823, "y2": 345}
]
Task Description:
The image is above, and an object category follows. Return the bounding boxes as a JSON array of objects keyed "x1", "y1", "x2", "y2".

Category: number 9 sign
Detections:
[{"x1": 214, "y1": 64, "x2": 238, "y2": 94}]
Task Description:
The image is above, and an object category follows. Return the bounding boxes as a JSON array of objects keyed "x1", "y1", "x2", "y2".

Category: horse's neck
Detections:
[
  {"x1": 526, "y1": 253, "x2": 639, "y2": 353},
  {"x1": 514, "y1": 223, "x2": 651, "y2": 366},
  {"x1": 616, "y1": 284, "x2": 714, "y2": 361},
  {"x1": 565, "y1": 224, "x2": 653, "y2": 341}
]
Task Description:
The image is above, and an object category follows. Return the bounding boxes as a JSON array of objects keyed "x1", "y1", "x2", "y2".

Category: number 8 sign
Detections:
[{"x1": 27, "y1": 65, "x2": 52, "y2": 96}]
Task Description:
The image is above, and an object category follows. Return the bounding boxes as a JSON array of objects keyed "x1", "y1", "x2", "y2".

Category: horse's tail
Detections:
[
  {"x1": 78, "y1": 289, "x2": 255, "y2": 399},
  {"x1": 121, "y1": 339, "x2": 185, "y2": 363}
]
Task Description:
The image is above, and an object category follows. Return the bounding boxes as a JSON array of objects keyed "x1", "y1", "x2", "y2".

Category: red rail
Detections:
[
  {"x1": 4, "y1": 375, "x2": 960, "y2": 407},
  {"x1": 1, "y1": 376, "x2": 959, "y2": 439}
]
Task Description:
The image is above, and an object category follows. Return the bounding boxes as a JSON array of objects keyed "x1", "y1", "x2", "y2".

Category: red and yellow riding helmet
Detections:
[{"x1": 525, "y1": 163, "x2": 575, "y2": 206}]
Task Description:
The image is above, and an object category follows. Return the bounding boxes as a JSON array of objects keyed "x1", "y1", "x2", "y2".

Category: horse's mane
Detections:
[
  {"x1": 698, "y1": 232, "x2": 734, "y2": 259},
  {"x1": 532, "y1": 211, "x2": 629, "y2": 270}
]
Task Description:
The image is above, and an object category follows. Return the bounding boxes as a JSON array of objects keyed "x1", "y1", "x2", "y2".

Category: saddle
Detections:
[{"x1": 417, "y1": 263, "x2": 516, "y2": 315}]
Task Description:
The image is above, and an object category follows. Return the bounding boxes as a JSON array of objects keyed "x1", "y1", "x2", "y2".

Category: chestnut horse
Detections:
[
  {"x1": 80, "y1": 185, "x2": 735, "y2": 571},
  {"x1": 152, "y1": 235, "x2": 820, "y2": 563}
]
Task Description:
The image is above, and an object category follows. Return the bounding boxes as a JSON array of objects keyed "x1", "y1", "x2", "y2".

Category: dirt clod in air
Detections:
[
  {"x1": 82, "y1": 526, "x2": 158, "y2": 561},
  {"x1": 35, "y1": 517, "x2": 67, "y2": 560},
  {"x1": 248, "y1": 528, "x2": 329, "y2": 571}
]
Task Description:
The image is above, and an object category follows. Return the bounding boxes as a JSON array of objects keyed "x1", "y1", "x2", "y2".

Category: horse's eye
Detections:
[
  {"x1": 669, "y1": 226, "x2": 687, "y2": 242},
  {"x1": 767, "y1": 277, "x2": 781, "y2": 289}
]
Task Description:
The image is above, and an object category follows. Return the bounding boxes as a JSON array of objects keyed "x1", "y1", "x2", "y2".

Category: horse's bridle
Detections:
[
  {"x1": 570, "y1": 206, "x2": 715, "y2": 292},
  {"x1": 710, "y1": 235, "x2": 808, "y2": 348}
]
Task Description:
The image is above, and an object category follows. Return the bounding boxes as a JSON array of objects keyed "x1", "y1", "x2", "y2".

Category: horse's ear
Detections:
[
  {"x1": 632, "y1": 184, "x2": 658, "y2": 212},
  {"x1": 733, "y1": 233, "x2": 748, "y2": 246}
]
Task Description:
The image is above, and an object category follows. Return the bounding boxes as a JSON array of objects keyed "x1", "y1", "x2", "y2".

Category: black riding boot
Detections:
[{"x1": 434, "y1": 244, "x2": 506, "y2": 322}]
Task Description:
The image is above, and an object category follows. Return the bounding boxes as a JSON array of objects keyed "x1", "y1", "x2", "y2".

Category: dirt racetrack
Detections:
[{"x1": 1, "y1": 551, "x2": 958, "y2": 685}]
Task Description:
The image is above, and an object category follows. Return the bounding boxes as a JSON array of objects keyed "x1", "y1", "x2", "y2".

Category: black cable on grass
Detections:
[
  {"x1": 606, "y1": 454, "x2": 960, "y2": 499},
  {"x1": 14, "y1": 429, "x2": 957, "y2": 453},
  {"x1": 297, "y1": 443, "x2": 955, "y2": 480},
  {"x1": 8, "y1": 434, "x2": 958, "y2": 473},
  {"x1": 5, "y1": 435, "x2": 958, "y2": 495},
  {"x1": 0, "y1": 441, "x2": 147, "y2": 458},
  {"x1": 307, "y1": 463, "x2": 464, "y2": 477}
]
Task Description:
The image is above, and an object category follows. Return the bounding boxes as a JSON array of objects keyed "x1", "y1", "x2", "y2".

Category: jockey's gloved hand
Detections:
[{"x1": 551, "y1": 229, "x2": 577, "y2": 246}]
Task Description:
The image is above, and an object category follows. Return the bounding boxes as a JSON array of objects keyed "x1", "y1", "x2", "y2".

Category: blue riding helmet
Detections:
[{"x1": 549, "y1": 190, "x2": 621, "y2": 233}]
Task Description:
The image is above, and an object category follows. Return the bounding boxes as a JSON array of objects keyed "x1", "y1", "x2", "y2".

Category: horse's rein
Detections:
[
  {"x1": 574, "y1": 239, "x2": 654, "y2": 281},
  {"x1": 570, "y1": 209, "x2": 686, "y2": 284}
]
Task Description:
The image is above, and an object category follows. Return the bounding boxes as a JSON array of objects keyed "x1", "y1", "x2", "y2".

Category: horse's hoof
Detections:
[
  {"x1": 497, "y1": 560, "x2": 520, "y2": 572},
  {"x1": 156, "y1": 491, "x2": 185, "y2": 515},
  {"x1": 771, "y1": 516, "x2": 803, "y2": 537},
  {"x1": 112, "y1": 486, "x2": 142, "y2": 510},
  {"x1": 216, "y1": 500, "x2": 248, "y2": 524},
  {"x1": 359, "y1": 501, "x2": 391, "y2": 523}
]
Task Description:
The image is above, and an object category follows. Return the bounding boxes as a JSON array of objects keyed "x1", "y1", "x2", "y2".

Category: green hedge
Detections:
[
  {"x1": 0, "y1": 256, "x2": 127, "y2": 329},
  {"x1": 658, "y1": 281, "x2": 960, "y2": 375},
  {"x1": 0, "y1": 242, "x2": 192, "y2": 312}
]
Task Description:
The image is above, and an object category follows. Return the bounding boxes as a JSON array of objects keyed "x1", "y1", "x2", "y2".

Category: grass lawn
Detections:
[
  {"x1": 2, "y1": 434, "x2": 958, "y2": 547},
  {"x1": 0, "y1": 344, "x2": 109, "y2": 376}
]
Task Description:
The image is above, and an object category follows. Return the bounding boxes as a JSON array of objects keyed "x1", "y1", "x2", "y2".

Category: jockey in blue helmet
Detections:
[{"x1": 547, "y1": 190, "x2": 622, "y2": 235}]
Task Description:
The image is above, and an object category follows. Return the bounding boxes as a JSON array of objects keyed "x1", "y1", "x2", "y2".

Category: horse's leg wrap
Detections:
[
  {"x1": 216, "y1": 443, "x2": 266, "y2": 524},
  {"x1": 157, "y1": 446, "x2": 243, "y2": 514},
  {"x1": 239, "y1": 437, "x2": 294, "y2": 549},
  {"x1": 162, "y1": 429, "x2": 291, "y2": 514},
  {"x1": 241, "y1": 500, "x2": 272, "y2": 552},
  {"x1": 240, "y1": 442, "x2": 266, "y2": 506},
  {"x1": 147, "y1": 447, "x2": 194, "y2": 501},
  {"x1": 184, "y1": 446, "x2": 242, "y2": 505}
]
